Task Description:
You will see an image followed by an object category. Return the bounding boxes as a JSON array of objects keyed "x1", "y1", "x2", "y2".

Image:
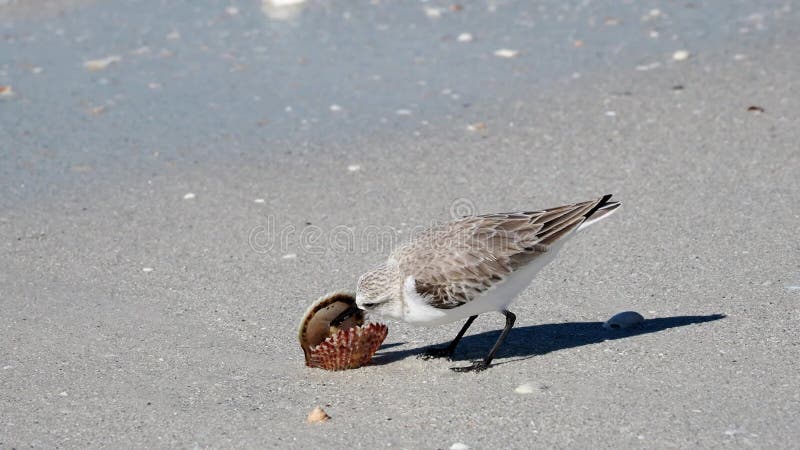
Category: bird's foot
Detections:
[
  {"x1": 418, "y1": 346, "x2": 454, "y2": 360},
  {"x1": 450, "y1": 360, "x2": 490, "y2": 373}
]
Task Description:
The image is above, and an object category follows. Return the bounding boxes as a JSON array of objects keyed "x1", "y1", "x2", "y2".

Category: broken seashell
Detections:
[
  {"x1": 307, "y1": 406, "x2": 330, "y2": 423},
  {"x1": 603, "y1": 311, "x2": 645, "y2": 329},
  {"x1": 298, "y1": 292, "x2": 388, "y2": 370}
]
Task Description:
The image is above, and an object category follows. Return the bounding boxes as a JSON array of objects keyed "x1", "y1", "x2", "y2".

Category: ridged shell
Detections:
[{"x1": 307, "y1": 323, "x2": 389, "y2": 371}]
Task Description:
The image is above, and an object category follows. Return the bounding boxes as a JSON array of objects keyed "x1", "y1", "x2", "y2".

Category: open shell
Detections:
[{"x1": 298, "y1": 292, "x2": 388, "y2": 370}]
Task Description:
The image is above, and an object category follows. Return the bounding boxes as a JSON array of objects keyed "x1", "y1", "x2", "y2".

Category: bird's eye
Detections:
[{"x1": 361, "y1": 302, "x2": 378, "y2": 309}]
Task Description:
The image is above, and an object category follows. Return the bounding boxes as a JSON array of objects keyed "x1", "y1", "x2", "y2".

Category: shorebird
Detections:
[{"x1": 356, "y1": 194, "x2": 621, "y2": 372}]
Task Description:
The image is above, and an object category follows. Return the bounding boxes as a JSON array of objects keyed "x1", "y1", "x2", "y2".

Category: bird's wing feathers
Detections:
[{"x1": 393, "y1": 197, "x2": 607, "y2": 309}]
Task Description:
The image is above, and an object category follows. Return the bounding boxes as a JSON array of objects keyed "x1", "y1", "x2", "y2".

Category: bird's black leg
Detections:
[
  {"x1": 452, "y1": 310, "x2": 516, "y2": 372},
  {"x1": 419, "y1": 315, "x2": 478, "y2": 360}
]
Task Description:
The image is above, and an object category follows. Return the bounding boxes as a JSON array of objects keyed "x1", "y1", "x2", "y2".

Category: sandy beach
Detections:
[{"x1": 1, "y1": 0, "x2": 799, "y2": 448}]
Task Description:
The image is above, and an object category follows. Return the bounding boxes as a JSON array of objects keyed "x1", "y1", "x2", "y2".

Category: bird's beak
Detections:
[{"x1": 331, "y1": 305, "x2": 362, "y2": 327}]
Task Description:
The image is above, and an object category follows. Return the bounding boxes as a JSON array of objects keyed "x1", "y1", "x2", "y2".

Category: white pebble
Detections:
[
  {"x1": 59, "y1": 392, "x2": 68, "y2": 396},
  {"x1": 142, "y1": 267, "x2": 154, "y2": 273},
  {"x1": 457, "y1": 33, "x2": 474, "y2": 43},
  {"x1": 605, "y1": 111, "x2": 617, "y2": 117},
  {"x1": 672, "y1": 50, "x2": 690, "y2": 61},
  {"x1": 514, "y1": 383, "x2": 535, "y2": 394},
  {"x1": 450, "y1": 444, "x2": 469, "y2": 450},
  {"x1": 603, "y1": 311, "x2": 645, "y2": 329},
  {"x1": 395, "y1": 109, "x2": 412, "y2": 116},
  {"x1": 183, "y1": 192, "x2": 196, "y2": 200},
  {"x1": 493, "y1": 48, "x2": 519, "y2": 58},
  {"x1": 282, "y1": 253, "x2": 297, "y2": 259},
  {"x1": 347, "y1": 164, "x2": 361, "y2": 172},
  {"x1": 254, "y1": 198, "x2": 266, "y2": 203},
  {"x1": 166, "y1": 30, "x2": 181, "y2": 40},
  {"x1": 225, "y1": 6, "x2": 239, "y2": 15},
  {"x1": 329, "y1": 104, "x2": 342, "y2": 112}
]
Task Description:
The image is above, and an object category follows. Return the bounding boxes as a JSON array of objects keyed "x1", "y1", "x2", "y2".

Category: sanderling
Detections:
[{"x1": 356, "y1": 194, "x2": 621, "y2": 372}]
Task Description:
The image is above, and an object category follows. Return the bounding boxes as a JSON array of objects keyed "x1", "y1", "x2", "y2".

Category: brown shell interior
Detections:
[{"x1": 298, "y1": 292, "x2": 365, "y2": 364}]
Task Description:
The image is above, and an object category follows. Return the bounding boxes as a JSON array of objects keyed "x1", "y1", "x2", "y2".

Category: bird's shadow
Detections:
[{"x1": 373, "y1": 314, "x2": 725, "y2": 366}]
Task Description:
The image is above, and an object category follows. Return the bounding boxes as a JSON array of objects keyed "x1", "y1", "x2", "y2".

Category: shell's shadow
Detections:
[{"x1": 372, "y1": 314, "x2": 725, "y2": 365}]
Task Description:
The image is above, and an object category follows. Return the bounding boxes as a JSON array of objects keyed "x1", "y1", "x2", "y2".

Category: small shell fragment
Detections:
[
  {"x1": 603, "y1": 311, "x2": 645, "y2": 329},
  {"x1": 298, "y1": 292, "x2": 388, "y2": 370},
  {"x1": 672, "y1": 50, "x2": 690, "y2": 61},
  {"x1": 307, "y1": 406, "x2": 330, "y2": 423},
  {"x1": 84, "y1": 55, "x2": 122, "y2": 71},
  {"x1": 514, "y1": 383, "x2": 535, "y2": 394},
  {"x1": 493, "y1": 48, "x2": 519, "y2": 58},
  {"x1": 457, "y1": 33, "x2": 473, "y2": 43}
]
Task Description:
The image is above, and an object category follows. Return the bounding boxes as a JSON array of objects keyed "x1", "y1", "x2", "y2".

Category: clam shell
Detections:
[
  {"x1": 308, "y1": 322, "x2": 388, "y2": 371},
  {"x1": 298, "y1": 292, "x2": 388, "y2": 370},
  {"x1": 603, "y1": 311, "x2": 645, "y2": 329}
]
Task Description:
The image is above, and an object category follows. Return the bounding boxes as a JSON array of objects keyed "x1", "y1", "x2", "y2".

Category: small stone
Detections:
[
  {"x1": 605, "y1": 111, "x2": 617, "y2": 117},
  {"x1": 603, "y1": 311, "x2": 645, "y2": 329},
  {"x1": 493, "y1": 48, "x2": 519, "y2": 58},
  {"x1": 166, "y1": 30, "x2": 181, "y2": 40},
  {"x1": 457, "y1": 33, "x2": 473, "y2": 43},
  {"x1": 329, "y1": 104, "x2": 342, "y2": 112},
  {"x1": 0, "y1": 85, "x2": 14, "y2": 98},
  {"x1": 148, "y1": 82, "x2": 162, "y2": 89},
  {"x1": 225, "y1": 6, "x2": 239, "y2": 15},
  {"x1": 514, "y1": 383, "x2": 535, "y2": 394},
  {"x1": 254, "y1": 198, "x2": 266, "y2": 203},
  {"x1": 395, "y1": 109, "x2": 412, "y2": 116},
  {"x1": 183, "y1": 192, "x2": 196, "y2": 200},
  {"x1": 347, "y1": 164, "x2": 361, "y2": 172},
  {"x1": 59, "y1": 392, "x2": 68, "y2": 396},
  {"x1": 282, "y1": 253, "x2": 297, "y2": 259},
  {"x1": 307, "y1": 406, "x2": 330, "y2": 423},
  {"x1": 672, "y1": 50, "x2": 690, "y2": 61},
  {"x1": 83, "y1": 55, "x2": 122, "y2": 71},
  {"x1": 142, "y1": 267, "x2": 154, "y2": 273},
  {"x1": 450, "y1": 444, "x2": 469, "y2": 450}
]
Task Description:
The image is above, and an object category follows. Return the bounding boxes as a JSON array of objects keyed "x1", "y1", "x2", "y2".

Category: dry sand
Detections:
[{"x1": 1, "y1": 1, "x2": 799, "y2": 448}]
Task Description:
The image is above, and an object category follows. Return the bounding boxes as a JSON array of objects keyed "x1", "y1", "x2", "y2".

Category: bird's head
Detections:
[{"x1": 355, "y1": 263, "x2": 403, "y2": 319}]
